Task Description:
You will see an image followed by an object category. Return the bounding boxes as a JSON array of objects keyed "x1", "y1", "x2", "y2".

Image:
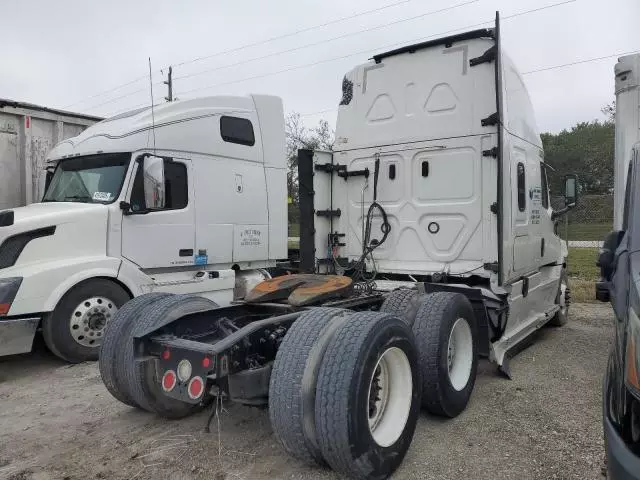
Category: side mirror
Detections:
[
  {"x1": 552, "y1": 173, "x2": 579, "y2": 221},
  {"x1": 564, "y1": 174, "x2": 578, "y2": 207},
  {"x1": 142, "y1": 155, "x2": 165, "y2": 209},
  {"x1": 597, "y1": 230, "x2": 624, "y2": 280}
]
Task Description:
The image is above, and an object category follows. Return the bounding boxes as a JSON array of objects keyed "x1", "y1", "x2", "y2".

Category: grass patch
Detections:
[
  {"x1": 288, "y1": 223, "x2": 300, "y2": 238},
  {"x1": 560, "y1": 222, "x2": 612, "y2": 241},
  {"x1": 567, "y1": 247, "x2": 599, "y2": 303}
]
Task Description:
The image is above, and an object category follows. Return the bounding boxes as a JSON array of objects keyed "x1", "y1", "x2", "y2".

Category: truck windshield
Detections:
[{"x1": 43, "y1": 153, "x2": 131, "y2": 204}]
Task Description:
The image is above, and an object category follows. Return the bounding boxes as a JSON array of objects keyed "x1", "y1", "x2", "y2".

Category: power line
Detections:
[
  {"x1": 521, "y1": 50, "x2": 640, "y2": 75},
  {"x1": 83, "y1": 80, "x2": 165, "y2": 112},
  {"x1": 62, "y1": 0, "x2": 421, "y2": 109},
  {"x1": 173, "y1": 0, "x2": 418, "y2": 69},
  {"x1": 177, "y1": 0, "x2": 577, "y2": 98},
  {"x1": 173, "y1": 0, "x2": 479, "y2": 83},
  {"x1": 80, "y1": 1, "x2": 480, "y2": 113},
  {"x1": 63, "y1": 72, "x2": 160, "y2": 110},
  {"x1": 297, "y1": 47, "x2": 638, "y2": 119},
  {"x1": 103, "y1": 46, "x2": 634, "y2": 122}
]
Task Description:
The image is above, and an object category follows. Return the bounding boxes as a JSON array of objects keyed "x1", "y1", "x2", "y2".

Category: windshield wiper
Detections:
[{"x1": 63, "y1": 195, "x2": 93, "y2": 203}]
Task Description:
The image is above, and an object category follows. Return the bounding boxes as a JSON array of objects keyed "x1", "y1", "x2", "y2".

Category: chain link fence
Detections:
[{"x1": 551, "y1": 194, "x2": 613, "y2": 247}]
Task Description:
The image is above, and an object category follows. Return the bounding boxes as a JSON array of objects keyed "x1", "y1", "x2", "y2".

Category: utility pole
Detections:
[{"x1": 164, "y1": 66, "x2": 173, "y2": 102}]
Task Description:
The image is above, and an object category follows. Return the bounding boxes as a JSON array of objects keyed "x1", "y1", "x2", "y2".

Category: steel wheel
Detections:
[
  {"x1": 367, "y1": 346, "x2": 413, "y2": 447},
  {"x1": 559, "y1": 277, "x2": 571, "y2": 318},
  {"x1": 69, "y1": 296, "x2": 118, "y2": 347},
  {"x1": 447, "y1": 318, "x2": 473, "y2": 391}
]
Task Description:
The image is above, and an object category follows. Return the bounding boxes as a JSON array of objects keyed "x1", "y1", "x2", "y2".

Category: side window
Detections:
[
  {"x1": 540, "y1": 162, "x2": 549, "y2": 209},
  {"x1": 517, "y1": 162, "x2": 526, "y2": 212},
  {"x1": 129, "y1": 159, "x2": 188, "y2": 212},
  {"x1": 220, "y1": 116, "x2": 255, "y2": 146},
  {"x1": 623, "y1": 160, "x2": 634, "y2": 231}
]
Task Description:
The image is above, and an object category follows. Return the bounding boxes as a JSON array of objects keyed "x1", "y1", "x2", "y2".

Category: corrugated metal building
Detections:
[{"x1": 0, "y1": 99, "x2": 102, "y2": 210}]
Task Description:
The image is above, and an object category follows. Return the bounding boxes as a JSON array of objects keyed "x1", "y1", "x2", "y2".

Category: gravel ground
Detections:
[{"x1": 0, "y1": 303, "x2": 612, "y2": 480}]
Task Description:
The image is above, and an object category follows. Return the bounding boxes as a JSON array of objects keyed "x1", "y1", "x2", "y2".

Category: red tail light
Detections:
[
  {"x1": 202, "y1": 357, "x2": 211, "y2": 368},
  {"x1": 161, "y1": 349, "x2": 171, "y2": 360},
  {"x1": 188, "y1": 376, "x2": 204, "y2": 400},
  {"x1": 162, "y1": 370, "x2": 177, "y2": 392}
]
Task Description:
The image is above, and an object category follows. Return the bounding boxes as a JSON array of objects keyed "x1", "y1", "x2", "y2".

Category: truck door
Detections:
[{"x1": 121, "y1": 157, "x2": 196, "y2": 269}]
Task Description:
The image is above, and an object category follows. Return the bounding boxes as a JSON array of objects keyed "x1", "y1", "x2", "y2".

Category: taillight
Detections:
[
  {"x1": 202, "y1": 356, "x2": 211, "y2": 368},
  {"x1": 161, "y1": 349, "x2": 171, "y2": 360},
  {"x1": 188, "y1": 376, "x2": 205, "y2": 400},
  {"x1": 162, "y1": 370, "x2": 177, "y2": 392}
]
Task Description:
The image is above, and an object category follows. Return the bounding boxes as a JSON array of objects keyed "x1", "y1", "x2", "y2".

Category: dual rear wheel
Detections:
[
  {"x1": 98, "y1": 293, "x2": 218, "y2": 418},
  {"x1": 269, "y1": 290, "x2": 479, "y2": 479}
]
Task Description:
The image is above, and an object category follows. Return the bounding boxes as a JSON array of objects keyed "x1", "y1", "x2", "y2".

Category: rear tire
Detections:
[
  {"x1": 315, "y1": 311, "x2": 421, "y2": 480},
  {"x1": 269, "y1": 307, "x2": 349, "y2": 466},
  {"x1": 99, "y1": 292, "x2": 170, "y2": 407},
  {"x1": 379, "y1": 289, "x2": 424, "y2": 326},
  {"x1": 113, "y1": 294, "x2": 218, "y2": 418},
  {"x1": 42, "y1": 279, "x2": 130, "y2": 363},
  {"x1": 413, "y1": 292, "x2": 478, "y2": 418},
  {"x1": 549, "y1": 269, "x2": 570, "y2": 326}
]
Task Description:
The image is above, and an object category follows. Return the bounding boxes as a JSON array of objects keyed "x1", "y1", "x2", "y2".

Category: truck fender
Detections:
[{"x1": 44, "y1": 264, "x2": 127, "y2": 312}]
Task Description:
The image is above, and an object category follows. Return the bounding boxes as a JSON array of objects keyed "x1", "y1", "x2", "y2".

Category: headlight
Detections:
[
  {"x1": 626, "y1": 307, "x2": 640, "y2": 399},
  {"x1": 0, "y1": 277, "x2": 22, "y2": 316}
]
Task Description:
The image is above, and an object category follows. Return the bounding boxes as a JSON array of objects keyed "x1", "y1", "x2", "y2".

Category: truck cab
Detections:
[
  {"x1": 299, "y1": 25, "x2": 577, "y2": 370},
  {"x1": 0, "y1": 94, "x2": 287, "y2": 361}
]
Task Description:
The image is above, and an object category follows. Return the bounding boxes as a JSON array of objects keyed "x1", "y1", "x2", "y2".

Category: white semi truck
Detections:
[
  {"x1": 94, "y1": 16, "x2": 579, "y2": 480},
  {"x1": 0, "y1": 95, "x2": 287, "y2": 361}
]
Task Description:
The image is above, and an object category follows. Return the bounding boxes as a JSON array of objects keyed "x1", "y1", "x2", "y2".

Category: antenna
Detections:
[{"x1": 148, "y1": 57, "x2": 157, "y2": 153}]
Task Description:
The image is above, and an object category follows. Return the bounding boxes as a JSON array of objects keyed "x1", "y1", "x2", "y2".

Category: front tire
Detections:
[
  {"x1": 413, "y1": 292, "x2": 478, "y2": 418},
  {"x1": 42, "y1": 279, "x2": 130, "y2": 363},
  {"x1": 549, "y1": 269, "x2": 570, "y2": 326},
  {"x1": 315, "y1": 311, "x2": 420, "y2": 480}
]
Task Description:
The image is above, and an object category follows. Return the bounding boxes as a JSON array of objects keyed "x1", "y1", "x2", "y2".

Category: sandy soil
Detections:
[{"x1": 0, "y1": 303, "x2": 612, "y2": 480}]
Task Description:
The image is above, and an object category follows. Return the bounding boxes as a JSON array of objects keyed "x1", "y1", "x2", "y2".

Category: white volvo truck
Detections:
[
  {"x1": 0, "y1": 95, "x2": 287, "y2": 361},
  {"x1": 98, "y1": 15, "x2": 578, "y2": 480}
]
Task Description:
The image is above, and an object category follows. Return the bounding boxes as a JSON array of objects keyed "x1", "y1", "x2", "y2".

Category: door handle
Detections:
[{"x1": 179, "y1": 249, "x2": 194, "y2": 257}]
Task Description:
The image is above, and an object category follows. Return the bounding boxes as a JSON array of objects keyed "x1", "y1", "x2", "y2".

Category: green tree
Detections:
[
  {"x1": 285, "y1": 113, "x2": 334, "y2": 203},
  {"x1": 541, "y1": 120, "x2": 614, "y2": 195}
]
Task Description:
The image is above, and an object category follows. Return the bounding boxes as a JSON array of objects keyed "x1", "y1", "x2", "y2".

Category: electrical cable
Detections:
[
  {"x1": 297, "y1": 47, "x2": 638, "y2": 120},
  {"x1": 88, "y1": 0, "x2": 576, "y2": 114},
  {"x1": 349, "y1": 155, "x2": 391, "y2": 289},
  {"x1": 176, "y1": 0, "x2": 577, "y2": 98},
  {"x1": 81, "y1": 0, "x2": 478, "y2": 112},
  {"x1": 62, "y1": 0, "x2": 424, "y2": 109},
  {"x1": 172, "y1": 0, "x2": 479, "y2": 84}
]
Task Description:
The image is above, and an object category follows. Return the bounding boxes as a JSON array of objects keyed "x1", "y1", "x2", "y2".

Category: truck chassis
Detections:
[{"x1": 99, "y1": 272, "x2": 541, "y2": 479}]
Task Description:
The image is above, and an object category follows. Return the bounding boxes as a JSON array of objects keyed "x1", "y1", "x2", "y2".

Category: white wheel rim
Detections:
[
  {"x1": 559, "y1": 279, "x2": 569, "y2": 316},
  {"x1": 367, "y1": 347, "x2": 413, "y2": 447},
  {"x1": 447, "y1": 318, "x2": 473, "y2": 391},
  {"x1": 69, "y1": 296, "x2": 118, "y2": 348}
]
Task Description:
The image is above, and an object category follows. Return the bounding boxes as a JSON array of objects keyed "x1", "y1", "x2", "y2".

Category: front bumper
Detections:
[
  {"x1": 0, "y1": 316, "x2": 40, "y2": 356},
  {"x1": 604, "y1": 370, "x2": 640, "y2": 480}
]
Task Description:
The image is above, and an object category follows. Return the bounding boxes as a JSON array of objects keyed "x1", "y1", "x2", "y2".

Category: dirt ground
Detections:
[{"x1": 0, "y1": 303, "x2": 612, "y2": 480}]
